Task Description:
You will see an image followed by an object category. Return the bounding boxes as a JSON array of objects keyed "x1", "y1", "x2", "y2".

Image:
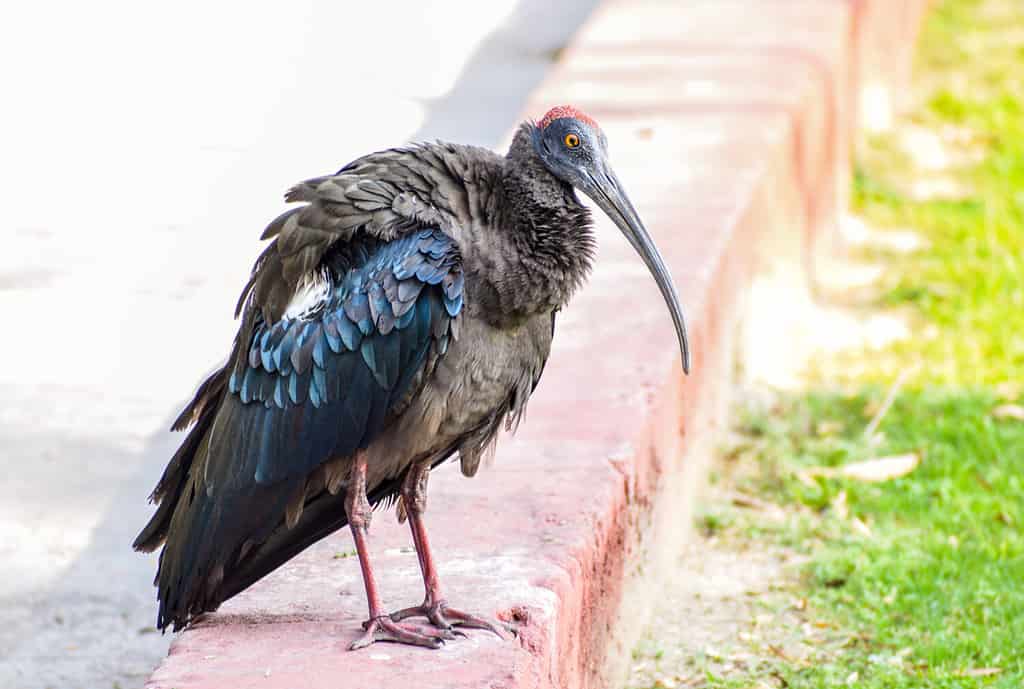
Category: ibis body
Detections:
[{"x1": 135, "y1": 106, "x2": 689, "y2": 648}]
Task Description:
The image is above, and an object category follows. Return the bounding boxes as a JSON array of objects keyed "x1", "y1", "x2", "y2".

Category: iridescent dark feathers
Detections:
[
  {"x1": 226, "y1": 227, "x2": 463, "y2": 484},
  {"x1": 138, "y1": 226, "x2": 464, "y2": 631},
  {"x1": 136, "y1": 131, "x2": 599, "y2": 632},
  {"x1": 236, "y1": 144, "x2": 489, "y2": 326}
]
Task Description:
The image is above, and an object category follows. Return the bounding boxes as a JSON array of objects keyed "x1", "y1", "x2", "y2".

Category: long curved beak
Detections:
[{"x1": 583, "y1": 166, "x2": 691, "y2": 374}]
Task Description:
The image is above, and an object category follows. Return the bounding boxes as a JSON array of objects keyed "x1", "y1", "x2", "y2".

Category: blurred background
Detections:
[{"x1": 0, "y1": 1, "x2": 597, "y2": 686}]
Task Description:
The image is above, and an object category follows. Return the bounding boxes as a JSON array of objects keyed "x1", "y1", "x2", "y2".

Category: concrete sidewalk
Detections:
[{"x1": 0, "y1": 2, "x2": 597, "y2": 687}]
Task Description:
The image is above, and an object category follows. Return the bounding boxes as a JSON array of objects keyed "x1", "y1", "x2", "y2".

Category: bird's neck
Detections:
[{"x1": 470, "y1": 130, "x2": 595, "y2": 323}]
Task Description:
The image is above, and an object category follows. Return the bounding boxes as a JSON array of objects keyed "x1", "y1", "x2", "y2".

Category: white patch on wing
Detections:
[{"x1": 284, "y1": 274, "x2": 330, "y2": 319}]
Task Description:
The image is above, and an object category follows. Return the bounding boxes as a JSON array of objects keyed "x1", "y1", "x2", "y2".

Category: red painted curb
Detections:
[{"x1": 146, "y1": 1, "x2": 929, "y2": 687}]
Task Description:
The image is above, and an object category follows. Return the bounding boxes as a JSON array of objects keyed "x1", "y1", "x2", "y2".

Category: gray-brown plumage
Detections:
[{"x1": 134, "y1": 105, "x2": 690, "y2": 649}]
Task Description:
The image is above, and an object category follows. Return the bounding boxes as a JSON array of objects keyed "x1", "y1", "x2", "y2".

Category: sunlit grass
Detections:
[
  {"x1": 853, "y1": 0, "x2": 1024, "y2": 387},
  {"x1": 728, "y1": 391, "x2": 1024, "y2": 687}
]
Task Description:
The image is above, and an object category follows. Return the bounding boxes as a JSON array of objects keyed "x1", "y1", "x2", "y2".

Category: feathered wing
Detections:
[
  {"x1": 237, "y1": 143, "x2": 486, "y2": 324},
  {"x1": 135, "y1": 218, "x2": 465, "y2": 631}
]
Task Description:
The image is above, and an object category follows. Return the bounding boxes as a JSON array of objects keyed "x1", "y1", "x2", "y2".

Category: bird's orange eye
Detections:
[{"x1": 564, "y1": 133, "x2": 580, "y2": 148}]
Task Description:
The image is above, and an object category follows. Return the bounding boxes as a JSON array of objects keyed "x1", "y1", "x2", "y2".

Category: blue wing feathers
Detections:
[
  {"x1": 347, "y1": 292, "x2": 374, "y2": 336},
  {"x1": 335, "y1": 312, "x2": 363, "y2": 351},
  {"x1": 443, "y1": 292, "x2": 463, "y2": 317},
  {"x1": 322, "y1": 316, "x2": 343, "y2": 353},
  {"x1": 222, "y1": 227, "x2": 462, "y2": 486},
  {"x1": 290, "y1": 324, "x2": 317, "y2": 375},
  {"x1": 312, "y1": 334, "x2": 327, "y2": 369}
]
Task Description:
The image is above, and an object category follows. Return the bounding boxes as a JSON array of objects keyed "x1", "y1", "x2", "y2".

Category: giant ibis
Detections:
[{"x1": 134, "y1": 105, "x2": 690, "y2": 650}]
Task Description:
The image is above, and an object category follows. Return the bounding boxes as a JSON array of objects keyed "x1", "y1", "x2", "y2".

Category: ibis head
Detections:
[{"x1": 531, "y1": 105, "x2": 690, "y2": 374}]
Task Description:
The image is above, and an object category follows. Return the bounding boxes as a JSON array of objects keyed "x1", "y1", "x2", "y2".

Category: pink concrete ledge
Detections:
[{"x1": 146, "y1": 1, "x2": 929, "y2": 687}]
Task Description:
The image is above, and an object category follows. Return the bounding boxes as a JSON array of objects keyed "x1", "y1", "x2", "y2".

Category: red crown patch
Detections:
[{"x1": 538, "y1": 105, "x2": 599, "y2": 131}]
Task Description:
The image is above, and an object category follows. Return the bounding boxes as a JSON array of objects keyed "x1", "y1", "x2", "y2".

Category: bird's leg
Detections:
[
  {"x1": 390, "y1": 462, "x2": 507, "y2": 639},
  {"x1": 345, "y1": 452, "x2": 454, "y2": 650}
]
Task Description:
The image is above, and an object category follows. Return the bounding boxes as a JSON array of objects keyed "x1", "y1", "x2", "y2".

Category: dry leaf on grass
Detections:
[
  {"x1": 841, "y1": 453, "x2": 920, "y2": 481},
  {"x1": 729, "y1": 494, "x2": 790, "y2": 521},
  {"x1": 992, "y1": 404, "x2": 1024, "y2": 421},
  {"x1": 730, "y1": 492, "x2": 770, "y2": 510},
  {"x1": 957, "y1": 667, "x2": 1002, "y2": 677},
  {"x1": 850, "y1": 516, "x2": 873, "y2": 537},
  {"x1": 799, "y1": 453, "x2": 920, "y2": 483}
]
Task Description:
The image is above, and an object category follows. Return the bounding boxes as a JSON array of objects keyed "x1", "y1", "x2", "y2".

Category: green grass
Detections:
[
  {"x1": 692, "y1": 1, "x2": 1024, "y2": 687},
  {"x1": 852, "y1": 0, "x2": 1024, "y2": 386},
  {"x1": 730, "y1": 391, "x2": 1024, "y2": 687}
]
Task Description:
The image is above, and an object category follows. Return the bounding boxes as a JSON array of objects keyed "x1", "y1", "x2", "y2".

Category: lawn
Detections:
[
  {"x1": 727, "y1": 389, "x2": 1024, "y2": 687},
  {"x1": 853, "y1": 0, "x2": 1024, "y2": 388},
  {"x1": 698, "y1": 0, "x2": 1024, "y2": 686}
]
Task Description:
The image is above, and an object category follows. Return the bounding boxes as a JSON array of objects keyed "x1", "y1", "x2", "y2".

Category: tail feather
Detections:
[
  {"x1": 151, "y1": 395, "x2": 300, "y2": 631},
  {"x1": 134, "y1": 366, "x2": 227, "y2": 553}
]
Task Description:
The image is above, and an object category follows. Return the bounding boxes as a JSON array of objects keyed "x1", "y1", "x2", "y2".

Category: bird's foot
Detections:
[
  {"x1": 390, "y1": 599, "x2": 509, "y2": 640},
  {"x1": 350, "y1": 615, "x2": 455, "y2": 650}
]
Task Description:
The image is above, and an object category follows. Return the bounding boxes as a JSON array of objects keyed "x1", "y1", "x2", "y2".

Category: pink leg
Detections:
[
  {"x1": 390, "y1": 462, "x2": 507, "y2": 639},
  {"x1": 346, "y1": 453, "x2": 454, "y2": 650}
]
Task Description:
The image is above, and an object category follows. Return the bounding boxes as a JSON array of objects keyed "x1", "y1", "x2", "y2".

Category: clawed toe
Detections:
[
  {"x1": 350, "y1": 615, "x2": 449, "y2": 650},
  {"x1": 390, "y1": 601, "x2": 508, "y2": 640}
]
